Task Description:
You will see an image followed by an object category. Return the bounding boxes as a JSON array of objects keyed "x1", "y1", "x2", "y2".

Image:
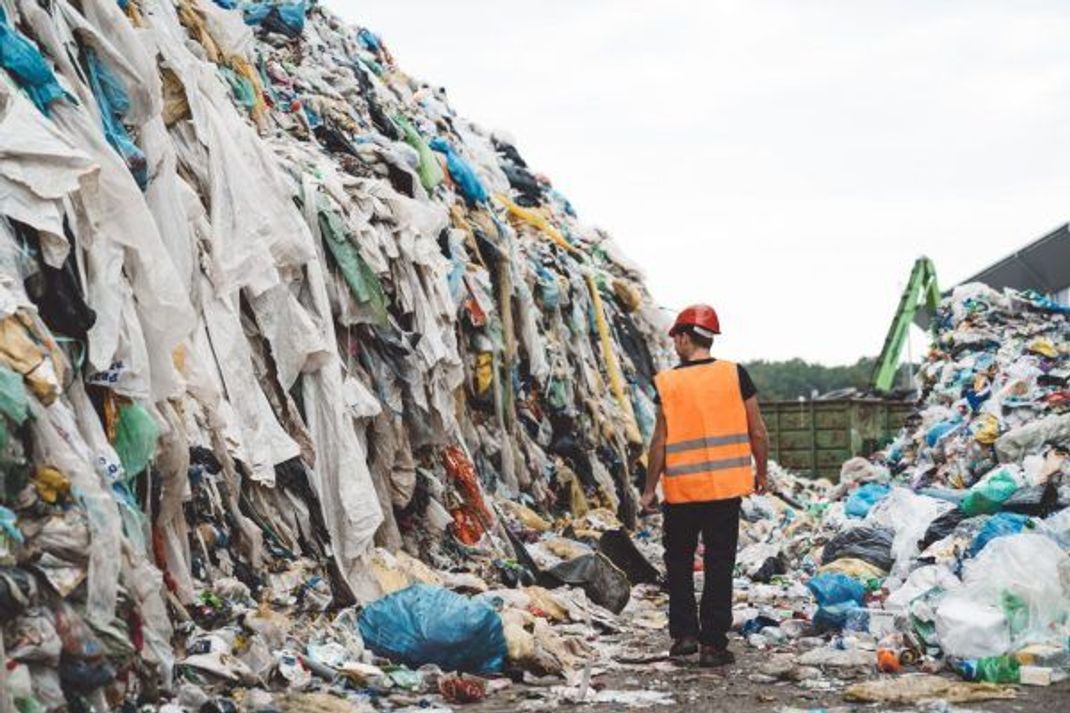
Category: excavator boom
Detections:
[{"x1": 872, "y1": 257, "x2": 940, "y2": 392}]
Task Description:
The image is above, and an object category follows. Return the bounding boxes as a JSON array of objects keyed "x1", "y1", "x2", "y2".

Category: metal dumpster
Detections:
[{"x1": 762, "y1": 398, "x2": 914, "y2": 481}]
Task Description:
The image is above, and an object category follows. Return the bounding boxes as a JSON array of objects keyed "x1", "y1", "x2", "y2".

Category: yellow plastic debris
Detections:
[
  {"x1": 973, "y1": 413, "x2": 1000, "y2": 445},
  {"x1": 33, "y1": 466, "x2": 70, "y2": 504},
  {"x1": 495, "y1": 194, "x2": 583, "y2": 256},
  {"x1": 474, "y1": 352, "x2": 494, "y2": 395},
  {"x1": 1027, "y1": 339, "x2": 1058, "y2": 359},
  {"x1": 498, "y1": 500, "x2": 551, "y2": 533},
  {"x1": 818, "y1": 557, "x2": 887, "y2": 579},
  {"x1": 585, "y1": 272, "x2": 641, "y2": 445}
]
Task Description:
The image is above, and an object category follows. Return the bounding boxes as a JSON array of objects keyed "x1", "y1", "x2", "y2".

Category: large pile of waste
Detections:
[
  {"x1": 733, "y1": 283, "x2": 1069, "y2": 695},
  {"x1": 0, "y1": 0, "x2": 670, "y2": 709}
]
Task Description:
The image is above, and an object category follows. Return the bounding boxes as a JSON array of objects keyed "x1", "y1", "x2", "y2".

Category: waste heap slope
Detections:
[
  {"x1": 732, "y1": 283, "x2": 1069, "y2": 694},
  {"x1": 0, "y1": 0, "x2": 670, "y2": 707}
]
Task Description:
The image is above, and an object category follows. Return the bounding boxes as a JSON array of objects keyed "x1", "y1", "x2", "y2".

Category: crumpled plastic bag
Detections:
[
  {"x1": 845, "y1": 483, "x2": 890, "y2": 518},
  {"x1": 0, "y1": 364, "x2": 29, "y2": 425},
  {"x1": 807, "y1": 572, "x2": 866, "y2": 631},
  {"x1": 113, "y1": 403, "x2": 160, "y2": 479},
  {"x1": 995, "y1": 413, "x2": 1070, "y2": 464},
  {"x1": 357, "y1": 584, "x2": 506, "y2": 674},
  {"x1": 935, "y1": 533, "x2": 1069, "y2": 659},
  {"x1": 821, "y1": 525, "x2": 895, "y2": 571},
  {"x1": 967, "y1": 512, "x2": 1032, "y2": 557},
  {"x1": 540, "y1": 553, "x2": 631, "y2": 614},
  {"x1": 960, "y1": 467, "x2": 1021, "y2": 516}
]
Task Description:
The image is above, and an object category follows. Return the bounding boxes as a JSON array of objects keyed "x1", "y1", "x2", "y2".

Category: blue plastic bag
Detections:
[
  {"x1": 845, "y1": 483, "x2": 890, "y2": 518},
  {"x1": 358, "y1": 584, "x2": 507, "y2": 674},
  {"x1": 925, "y1": 418, "x2": 961, "y2": 447},
  {"x1": 429, "y1": 137, "x2": 489, "y2": 205},
  {"x1": 807, "y1": 573, "x2": 866, "y2": 632},
  {"x1": 968, "y1": 512, "x2": 1031, "y2": 558},
  {"x1": 0, "y1": 8, "x2": 71, "y2": 115},
  {"x1": 813, "y1": 601, "x2": 862, "y2": 632},
  {"x1": 358, "y1": 28, "x2": 382, "y2": 53},
  {"x1": 807, "y1": 572, "x2": 866, "y2": 608}
]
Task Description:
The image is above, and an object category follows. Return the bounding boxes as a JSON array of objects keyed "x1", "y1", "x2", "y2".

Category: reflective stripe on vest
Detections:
[{"x1": 654, "y1": 360, "x2": 754, "y2": 503}]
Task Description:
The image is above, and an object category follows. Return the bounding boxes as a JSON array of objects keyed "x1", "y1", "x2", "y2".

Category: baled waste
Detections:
[{"x1": 0, "y1": 0, "x2": 670, "y2": 709}]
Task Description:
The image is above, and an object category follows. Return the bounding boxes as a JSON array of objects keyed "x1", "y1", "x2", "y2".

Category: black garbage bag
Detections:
[
  {"x1": 821, "y1": 526, "x2": 895, "y2": 571},
  {"x1": 14, "y1": 220, "x2": 96, "y2": 339},
  {"x1": 598, "y1": 529, "x2": 661, "y2": 585},
  {"x1": 1001, "y1": 482, "x2": 1069, "y2": 517},
  {"x1": 0, "y1": 566, "x2": 37, "y2": 620},
  {"x1": 540, "y1": 553, "x2": 630, "y2": 614},
  {"x1": 751, "y1": 554, "x2": 787, "y2": 584},
  {"x1": 918, "y1": 508, "x2": 967, "y2": 551}
]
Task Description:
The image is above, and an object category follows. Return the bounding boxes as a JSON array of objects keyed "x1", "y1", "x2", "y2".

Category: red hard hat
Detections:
[{"x1": 669, "y1": 304, "x2": 721, "y2": 337}]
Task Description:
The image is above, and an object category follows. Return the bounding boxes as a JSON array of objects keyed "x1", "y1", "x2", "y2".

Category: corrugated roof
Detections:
[{"x1": 916, "y1": 223, "x2": 1070, "y2": 328}]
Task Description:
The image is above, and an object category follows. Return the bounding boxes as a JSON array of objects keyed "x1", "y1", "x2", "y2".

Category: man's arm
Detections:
[
  {"x1": 640, "y1": 406, "x2": 667, "y2": 510},
  {"x1": 744, "y1": 396, "x2": 769, "y2": 493}
]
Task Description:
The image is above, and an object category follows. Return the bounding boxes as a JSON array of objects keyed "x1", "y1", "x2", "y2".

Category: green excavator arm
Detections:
[{"x1": 872, "y1": 257, "x2": 941, "y2": 392}]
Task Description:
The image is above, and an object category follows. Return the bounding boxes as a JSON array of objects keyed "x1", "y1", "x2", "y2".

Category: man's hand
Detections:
[
  {"x1": 639, "y1": 489, "x2": 658, "y2": 514},
  {"x1": 754, "y1": 471, "x2": 768, "y2": 495}
]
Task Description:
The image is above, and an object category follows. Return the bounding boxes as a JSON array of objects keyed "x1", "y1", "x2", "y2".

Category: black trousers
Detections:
[{"x1": 663, "y1": 497, "x2": 741, "y2": 648}]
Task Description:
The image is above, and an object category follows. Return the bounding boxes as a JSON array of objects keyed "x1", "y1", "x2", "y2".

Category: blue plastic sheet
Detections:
[
  {"x1": 926, "y1": 418, "x2": 962, "y2": 447},
  {"x1": 0, "y1": 8, "x2": 70, "y2": 115},
  {"x1": 968, "y1": 512, "x2": 1031, "y2": 557},
  {"x1": 358, "y1": 584, "x2": 507, "y2": 674},
  {"x1": 429, "y1": 137, "x2": 489, "y2": 205},
  {"x1": 244, "y1": 1, "x2": 306, "y2": 38},
  {"x1": 83, "y1": 48, "x2": 147, "y2": 189},
  {"x1": 845, "y1": 483, "x2": 890, "y2": 518}
]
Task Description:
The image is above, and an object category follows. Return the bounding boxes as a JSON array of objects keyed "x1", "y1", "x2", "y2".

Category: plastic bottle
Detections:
[
  {"x1": 957, "y1": 655, "x2": 1021, "y2": 683},
  {"x1": 876, "y1": 648, "x2": 901, "y2": 673}
]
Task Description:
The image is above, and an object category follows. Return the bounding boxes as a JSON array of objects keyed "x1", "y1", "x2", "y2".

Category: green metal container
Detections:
[{"x1": 762, "y1": 398, "x2": 914, "y2": 481}]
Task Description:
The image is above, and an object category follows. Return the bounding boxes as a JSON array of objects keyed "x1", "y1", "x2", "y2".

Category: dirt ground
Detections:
[{"x1": 469, "y1": 624, "x2": 1070, "y2": 712}]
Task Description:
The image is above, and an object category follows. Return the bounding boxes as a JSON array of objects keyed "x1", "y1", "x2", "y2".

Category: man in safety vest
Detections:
[{"x1": 640, "y1": 304, "x2": 769, "y2": 666}]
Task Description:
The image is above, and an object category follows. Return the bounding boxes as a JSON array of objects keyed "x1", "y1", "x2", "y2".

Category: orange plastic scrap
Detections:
[
  {"x1": 449, "y1": 507, "x2": 484, "y2": 545},
  {"x1": 442, "y1": 445, "x2": 494, "y2": 525},
  {"x1": 494, "y1": 194, "x2": 583, "y2": 256}
]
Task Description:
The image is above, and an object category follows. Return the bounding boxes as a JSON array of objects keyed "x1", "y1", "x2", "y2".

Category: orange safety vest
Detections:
[{"x1": 654, "y1": 360, "x2": 754, "y2": 503}]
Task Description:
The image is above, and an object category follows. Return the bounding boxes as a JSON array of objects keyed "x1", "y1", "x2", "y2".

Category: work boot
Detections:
[
  {"x1": 699, "y1": 645, "x2": 735, "y2": 667},
  {"x1": 669, "y1": 636, "x2": 699, "y2": 657}
]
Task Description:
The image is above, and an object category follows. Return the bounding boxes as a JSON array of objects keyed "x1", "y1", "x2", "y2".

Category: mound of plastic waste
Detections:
[
  {"x1": 733, "y1": 283, "x2": 1069, "y2": 689},
  {"x1": 0, "y1": 1, "x2": 670, "y2": 709}
]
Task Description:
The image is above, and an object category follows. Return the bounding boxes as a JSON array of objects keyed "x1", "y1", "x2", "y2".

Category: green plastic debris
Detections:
[
  {"x1": 960, "y1": 468, "x2": 1019, "y2": 515},
  {"x1": 1001, "y1": 591, "x2": 1028, "y2": 636},
  {"x1": 972, "y1": 654, "x2": 1020, "y2": 684},
  {"x1": 318, "y1": 207, "x2": 389, "y2": 324},
  {"x1": 220, "y1": 67, "x2": 257, "y2": 111},
  {"x1": 113, "y1": 403, "x2": 159, "y2": 479},
  {"x1": 395, "y1": 114, "x2": 443, "y2": 191},
  {"x1": 0, "y1": 365, "x2": 29, "y2": 426}
]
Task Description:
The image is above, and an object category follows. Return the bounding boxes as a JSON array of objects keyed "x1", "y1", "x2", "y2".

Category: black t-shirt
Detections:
[{"x1": 652, "y1": 358, "x2": 757, "y2": 403}]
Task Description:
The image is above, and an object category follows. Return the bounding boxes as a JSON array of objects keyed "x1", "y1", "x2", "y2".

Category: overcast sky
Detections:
[{"x1": 334, "y1": 0, "x2": 1070, "y2": 365}]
